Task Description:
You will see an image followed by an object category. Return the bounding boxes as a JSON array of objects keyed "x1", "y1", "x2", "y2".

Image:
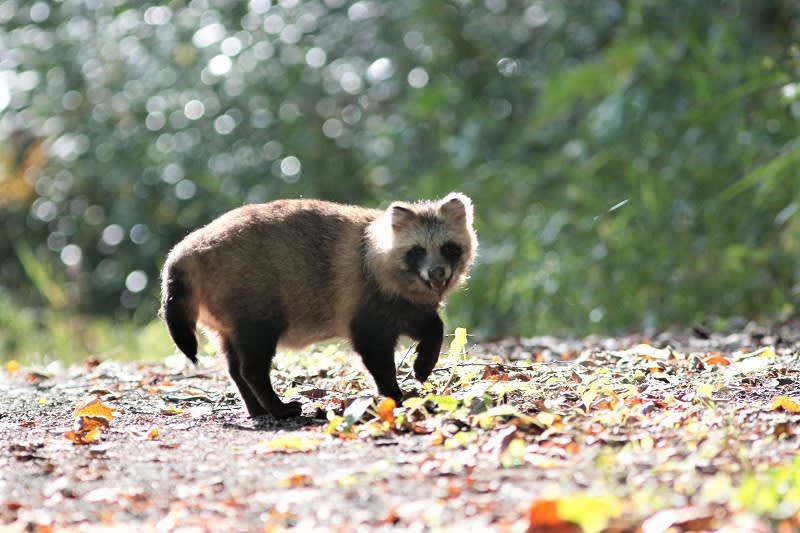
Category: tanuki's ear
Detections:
[
  {"x1": 439, "y1": 192, "x2": 473, "y2": 226},
  {"x1": 389, "y1": 202, "x2": 416, "y2": 230}
]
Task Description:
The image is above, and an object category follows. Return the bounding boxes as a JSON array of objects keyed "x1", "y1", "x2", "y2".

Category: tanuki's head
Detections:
[{"x1": 366, "y1": 192, "x2": 478, "y2": 305}]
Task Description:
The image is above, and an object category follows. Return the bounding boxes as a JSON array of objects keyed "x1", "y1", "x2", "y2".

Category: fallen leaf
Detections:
[
  {"x1": 64, "y1": 427, "x2": 102, "y2": 445},
  {"x1": 376, "y1": 397, "x2": 396, "y2": 426},
  {"x1": 278, "y1": 471, "x2": 314, "y2": 488},
  {"x1": 774, "y1": 422, "x2": 793, "y2": 438},
  {"x1": 704, "y1": 353, "x2": 730, "y2": 366},
  {"x1": 160, "y1": 405, "x2": 186, "y2": 416},
  {"x1": 527, "y1": 499, "x2": 572, "y2": 530},
  {"x1": 639, "y1": 507, "x2": 715, "y2": 533},
  {"x1": 772, "y1": 396, "x2": 800, "y2": 413},
  {"x1": 557, "y1": 494, "x2": 622, "y2": 533},
  {"x1": 500, "y1": 438, "x2": 527, "y2": 468},
  {"x1": 5, "y1": 360, "x2": 20, "y2": 373},
  {"x1": 379, "y1": 506, "x2": 400, "y2": 525},
  {"x1": 255, "y1": 434, "x2": 321, "y2": 454},
  {"x1": 481, "y1": 365, "x2": 510, "y2": 381},
  {"x1": 535, "y1": 412, "x2": 557, "y2": 428},
  {"x1": 75, "y1": 416, "x2": 110, "y2": 433},
  {"x1": 342, "y1": 396, "x2": 373, "y2": 424},
  {"x1": 72, "y1": 397, "x2": 115, "y2": 421}
]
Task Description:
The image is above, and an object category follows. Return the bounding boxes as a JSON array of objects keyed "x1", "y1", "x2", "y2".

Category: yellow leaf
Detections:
[
  {"x1": 557, "y1": 494, "x2": 623, "y2": 533},
  {"x1": 5, "y1": 360, "x2": 20, "y2": 373},
  {"x1": 449, "y1": 327, "x2": 468, "y2": 355},
  {"x1": 772, "y1": 396, "x2": 800, "y2": 413},
  {"x1": 255, "y1": 434, "x2": 321, "y2": 454},
  {"x1": 758, "y1": 346, "x2": 776, "y2": 358},
  {"x1": 696, "y1": 383, "x2": 715, "y2": 398},
  {"x1": 160, "y1": 404, "x2": 186, "y2": 416},
  {"x1": 38, "y1": 397, "x2": 48, "y2": 406},
  {"x1": 535, "y1": 412, "x2": 557, "y2": 428},
  {"x1": 146, "y1": 426, "x2": 160, "y2": 440},
  {"x1": 72, "y1": 397, "x2": 115, "y2": 421}
]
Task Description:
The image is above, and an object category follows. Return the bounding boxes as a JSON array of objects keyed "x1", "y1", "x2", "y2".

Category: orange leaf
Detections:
[
  {"x1": 278, "y1": 471, "x2": 314, "y2": 489},
  {"x1": 528, "y1": 499, "x2": 562, "y2": 527},
  {"x1": 75, "y1": 416, "x2": 110, "y2": 433},
  {"x1": 64, "y1": 427, "x2": 102, "y2": 445},
  {"x1": 379, "y1": 506, "x2": 400, "y2": 526},
  {"x1": 704, "y1": 353, "x2": 730, "y2": 366},
  {"x1": 72, "y1": 397, "x2": 115, "y2": 421},
  {"x1": 481, "y1": 365, "x2": 510, "y2": 381},
  {"x1": 376, "y1": 397, "x2": 396, "y2": 426},
  {"x1": 772, "y1": 396, "x2": 800, "y2": 413}
]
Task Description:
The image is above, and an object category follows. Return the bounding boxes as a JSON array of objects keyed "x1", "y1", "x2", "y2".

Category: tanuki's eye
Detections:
[
  {"x1": 407, "y1": 245, "x2": 427, "y2": 260},
  {"x1": 440, "y1": 242, "x2": 462, "y2": 261}
]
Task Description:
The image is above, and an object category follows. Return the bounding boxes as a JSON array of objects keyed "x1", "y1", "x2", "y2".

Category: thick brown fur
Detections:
[{"x1": 160, "y1": 193, "x2": 477, "y2": 418}]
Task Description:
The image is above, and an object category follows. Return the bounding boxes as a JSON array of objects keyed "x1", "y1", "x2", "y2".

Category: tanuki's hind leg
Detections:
[
  {"x1": 222, "y1": 339, "x2": 269, "y2": 417},
  {"x1": 227, "y1": 320, "x2": 302, "y2": 419}
]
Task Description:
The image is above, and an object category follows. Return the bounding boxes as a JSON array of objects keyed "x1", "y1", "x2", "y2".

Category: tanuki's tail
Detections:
[{"x1": 160, "y1": 258, "x2": 199, "y2": 364}]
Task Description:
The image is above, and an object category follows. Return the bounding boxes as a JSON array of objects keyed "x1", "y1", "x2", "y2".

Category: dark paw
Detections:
[
  {"x1": 245, "y1": 404, "x2": 270, "y2": 418},
  {"x1": 401, "y1": 389, "x2": 420, "y2": 403},
  {"x1": 270, "y1": 400, "x2": 303, "y2": 419},
  {"x1": 378, "y1": 387, "x2": 404, "y2": 404},
  {"x1": 414, "y1": 360, "x2": 435, "y2": 383}
]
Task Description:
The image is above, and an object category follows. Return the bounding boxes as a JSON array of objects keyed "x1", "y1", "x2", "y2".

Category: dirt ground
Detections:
[{"x1": 3, "y1": 320, "x2": 800, "y2": 532}]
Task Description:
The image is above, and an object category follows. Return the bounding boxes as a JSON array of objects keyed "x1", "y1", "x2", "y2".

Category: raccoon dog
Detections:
[{"x1": 160, "y1": 193, "x2": 477, "y2": 418}]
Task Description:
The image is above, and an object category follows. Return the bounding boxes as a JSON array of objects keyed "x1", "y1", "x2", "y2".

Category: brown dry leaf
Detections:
[
  {"x1": 72, "y1": 397, "x2": 115, "y2": 421},
  {"x1": 704, "y1": 353, "x2": 731, "y2": 366},
  {"x1": 278, "y1": 471, "x2": 314, "y2": 488},
  {"x1": 376, "y1": 397, "x2": 396, "y2": 426},
  {"x1": 379, "y1": 506, "x2": 400, "y2": 526},
  {"x1": 298, "y1": 388, "x2": 328, "y2": 399},
  {"x1": 774, "y1": 422, "x2": 793, "y2": 438},
  {"x1": 772, "y1": 395, "x2": 800, "y2": 413},
  {"x1": 481, "y1": 365, "x2": 510, "y2": 381}
]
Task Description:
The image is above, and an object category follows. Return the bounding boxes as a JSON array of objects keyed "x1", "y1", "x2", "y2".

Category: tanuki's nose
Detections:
[{"x1": 428, "y1": 266, "x2": 446, "y2": 282}]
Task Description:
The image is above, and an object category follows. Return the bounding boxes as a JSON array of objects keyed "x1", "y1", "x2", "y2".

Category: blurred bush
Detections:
[{"x1": 1, "y1": 0, "x2": 799, "y2": 339}]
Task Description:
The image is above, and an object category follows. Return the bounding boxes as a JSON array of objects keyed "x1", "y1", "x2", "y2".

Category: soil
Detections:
[{"x1": 3, "y1": 320, "x2": 800, "y2": 532}]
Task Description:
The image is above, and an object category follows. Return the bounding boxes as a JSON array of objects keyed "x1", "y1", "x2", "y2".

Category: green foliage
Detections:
[
  {"x1": 735, "y1": 455, "x2": 800, "y2": 519},
  {"x1": 2, "y1": 0, "x2": 800, "y2": 346},
  {"x1": 0, "y1": 287, "x2": 172, "y2": 364}
]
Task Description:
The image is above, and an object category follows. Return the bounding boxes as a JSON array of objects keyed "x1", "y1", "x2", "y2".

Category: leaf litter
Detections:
[{"x1": 2, "y1": 321, "x2": 800, "y2": 530}]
